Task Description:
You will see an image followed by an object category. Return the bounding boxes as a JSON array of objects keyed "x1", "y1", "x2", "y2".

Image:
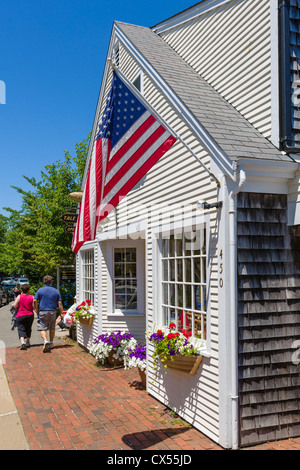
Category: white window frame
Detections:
[
  {"x1": 152, "y1": 214, "x2": 211, "y2": 351},
  {"x1": 106, "y1": 239, "x2": 145, "y2": 317},
  {"x1": 79, "y1": 244, "x2": 95, "y2": 304}
]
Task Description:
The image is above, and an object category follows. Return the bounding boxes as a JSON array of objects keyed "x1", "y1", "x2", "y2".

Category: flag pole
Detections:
[{"x1": 107, "y1": 59, "x2": 221, "y2": 188}]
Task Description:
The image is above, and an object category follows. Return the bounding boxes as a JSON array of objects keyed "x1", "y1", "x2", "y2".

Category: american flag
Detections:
[{"x1": 72, "y1": 71, "x2": 176, "y2": 254}]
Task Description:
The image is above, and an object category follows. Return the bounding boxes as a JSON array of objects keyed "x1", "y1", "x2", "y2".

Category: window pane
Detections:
[
  {"x1": 193, "y1": 258, "x2": 201, "y2": 283},
  {"x1": 162, "y1": 306, "x2": 167, "y2": 326},
  {"x1": 176, "y1": 284, "x2": 183, "y2": 308},
  {"x1": 169, "y1": 235, "x2": 175, "y2": 257},
  {"x1": 126, "y1": 249, "x2": 136, "y2": 262},
  {"x1": 184, "y1": 284, "x2": 192, "y2": 309},
  {"x1": 115, "y1": 294, "x2": 126, "y2": 309},
  {"x1": 127, "y1": 295, "x2": 137, "y2": 310},
  {"x1": 170, "y1": 284, "x2": 175, "y2": 307},
  {"x1": 115, "y1": 280, "x2": 125, "y2": 293},
  {"x1": 163, "y1": 260, "x2": 168, "y2": 280},
  {"x1": 195, "y1": 285, "x2": 201, "y2": 310},
  {"x1": 162, "y1": 239, "x2": 168, "y2": 258},
  {"x1": 126, "y1": 263, "x2": 136, "y2": 278},
  {"x1": 177, "y1": 259, "x2": 183, "y2": 282},
  {"x1": 202, "y1": 258, "x2": 207, "y2": 283},
  {"x1": 114, "y1": 263, "x2": 124, "y2": 278},
  {"x1": 162, "y1": 283, "x2": 168, "y2": 305},
  {"x1": 185, "y1": 258, "x2": 191, "y2": 283},
  {"x1": 170, "y1": 259, "x2": 175, "y2": 281},
  {"x1": 114, "y1": 248, "x2": 125, "y2": 262},
  {"x1": 128, "y1": 279, "x2": 137, "y2": 288},
  {"x1": 176, "y1": 236, "x2": 183, "y2": 257}
]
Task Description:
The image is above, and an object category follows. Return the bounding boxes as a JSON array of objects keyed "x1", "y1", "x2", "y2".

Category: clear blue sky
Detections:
[{"x1": 0, "y1": 0, "x2": 199, "y2": 216}]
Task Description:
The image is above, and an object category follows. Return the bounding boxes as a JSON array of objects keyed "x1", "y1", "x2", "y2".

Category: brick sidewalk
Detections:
[{"x1": 3, "y1": 339, "x2": 300, "y2": 451}]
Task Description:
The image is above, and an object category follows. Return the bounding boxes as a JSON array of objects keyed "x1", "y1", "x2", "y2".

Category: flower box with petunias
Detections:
[
  {"x1": 90, "y1": 330, "x2": 136, "y2": 365},
  {"x1": 147, "y1": 323, "x2": 204, "y2": 375},
  {"x1": 74, "y1": 300, "x2": 95, "y2": 325}
]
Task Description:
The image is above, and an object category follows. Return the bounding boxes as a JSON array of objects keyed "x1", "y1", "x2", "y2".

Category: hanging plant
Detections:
[{"x1": 147, "y1": 323, "x2": 203, "y2": 375}]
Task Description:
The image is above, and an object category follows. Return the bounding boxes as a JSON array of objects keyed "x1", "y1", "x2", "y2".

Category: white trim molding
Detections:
[{"x1": 152, "y1": 0, "x2": 234, "y2": 34}]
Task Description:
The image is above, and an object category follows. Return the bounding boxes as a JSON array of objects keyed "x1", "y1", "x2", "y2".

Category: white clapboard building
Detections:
[{"x1": 74, "y1": 0, "x2": 300, "y2": 449}]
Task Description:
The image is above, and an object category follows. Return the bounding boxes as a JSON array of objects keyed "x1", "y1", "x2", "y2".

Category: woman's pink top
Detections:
[{"x1": 16, "y1": 294, "x2": 34, "y2": 317}]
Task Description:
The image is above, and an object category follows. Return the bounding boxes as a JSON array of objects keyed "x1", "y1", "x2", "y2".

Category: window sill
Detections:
[{"x1": 107, "y1": 310, "x2": 145, "y2": 318}]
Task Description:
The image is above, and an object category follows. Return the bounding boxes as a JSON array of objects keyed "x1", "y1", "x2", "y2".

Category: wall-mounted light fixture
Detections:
[{"x1": 197, "y1": 200, "x2": 223, "y2": 211}]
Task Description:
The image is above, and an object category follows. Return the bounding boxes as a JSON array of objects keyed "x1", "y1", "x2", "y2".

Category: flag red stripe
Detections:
[
  {"x1": 93, "y1": 139, "x2": 111, "y2": 239},
  {"x1": 83, "y1": 163, "x2": 92, "y2": 241},
  {"x1": 106, "y1": 114, "x2": 156, "y2": 174},
  {"x1": 103, "y1": 125, "x2": 167, "y2": 199},
  {"x1": 99, "y1": 135, "x2": 176, "y2": 223}
]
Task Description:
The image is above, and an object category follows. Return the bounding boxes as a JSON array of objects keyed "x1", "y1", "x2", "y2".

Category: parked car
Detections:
[
  {"x1": 18, "y1": 277, "x2": 29, "y2": 286},
  {"x1": 0, "y1": 287, "x2": 8, "y2": 306},
  {"x1": 1, "y1": 277, "x2": 17, "y2": 286}
]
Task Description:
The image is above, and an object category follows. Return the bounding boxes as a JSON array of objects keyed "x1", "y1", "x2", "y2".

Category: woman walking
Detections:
[{"x1": 13, "y1": 283, "x2": 35, "y2": 350}]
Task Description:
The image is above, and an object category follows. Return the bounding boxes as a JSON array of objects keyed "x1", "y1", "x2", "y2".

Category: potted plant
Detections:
[
  {"x1": 74, "y1": 300, "x2": 95, "y2": 326},
  {"x1": 90, "y1": 330, "x2": 136, "y2": 366},
  {"x1": 124, "y1": 341, "x2": 147, "y2": 387},
  {"x1": 147, "y1": 323, "x2": 204, "y2": 375}
]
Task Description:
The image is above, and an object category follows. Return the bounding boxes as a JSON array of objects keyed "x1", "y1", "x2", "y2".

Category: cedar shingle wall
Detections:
[{"x1": 237, "y1": 193, "x2": 300, "y2": 447}]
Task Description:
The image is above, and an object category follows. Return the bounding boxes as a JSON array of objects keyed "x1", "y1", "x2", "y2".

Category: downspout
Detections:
[{"x1": 229, "y1": 167, "x2": 246, "y2": 450}]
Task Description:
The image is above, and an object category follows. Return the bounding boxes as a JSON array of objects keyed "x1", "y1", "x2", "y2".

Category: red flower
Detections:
[
  {"x1": 167, "y1": 333, "x2": 178, "y2": 341},
  {"x1": 157, "y1": 330, "x2": 163, "y2": 336},
  {"x1": 169, "y1": 323, "x2": 176, "y2": 330},
  {"x1": 182, "y1": 329, "x2": 192, "y2": 339},
  {"x1": 86, "y1": 300, "x2": 91, "y2": 305}
]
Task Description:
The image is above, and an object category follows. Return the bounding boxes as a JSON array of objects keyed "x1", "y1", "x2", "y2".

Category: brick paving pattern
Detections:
[{"x1": 4, "y1": 339, "x2": 300, "y2": 451}]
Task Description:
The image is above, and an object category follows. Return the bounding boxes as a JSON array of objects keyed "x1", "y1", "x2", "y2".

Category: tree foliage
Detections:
[{"x1": 0, "y1": 135, "x2": 89, "y2": 282}]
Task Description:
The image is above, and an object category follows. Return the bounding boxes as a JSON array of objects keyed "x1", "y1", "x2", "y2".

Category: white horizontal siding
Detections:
[{"x1": 158, "y1": 0, "x2": 272, "y2": 140}]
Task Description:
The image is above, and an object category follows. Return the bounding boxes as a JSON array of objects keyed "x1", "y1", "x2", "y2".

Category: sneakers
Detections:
[
  {"x1": 20, "y1": 342, "x2": 26, "y2": 350},
  {"x1": 43, "y1": 341, "x2": 50, "y2": 353}
]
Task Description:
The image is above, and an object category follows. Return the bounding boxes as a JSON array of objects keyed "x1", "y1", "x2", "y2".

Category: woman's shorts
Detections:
[
  {"x1": 37, "y1": 310, "x2": 57, "y2": 331},
  {"x1": 16, "y1": 315, "x2": 34, "y2": 339}
]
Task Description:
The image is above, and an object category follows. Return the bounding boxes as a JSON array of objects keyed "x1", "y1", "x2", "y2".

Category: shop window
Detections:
[
  {"x1": 113, "y1": 247, "x2": 137, "y2": 310},
  {"x1": 81, "y1": 249, "x2": 95, "y2": 304},
  {"x1": 161, "y1": 229, "x2": 207, "y2": 340}
]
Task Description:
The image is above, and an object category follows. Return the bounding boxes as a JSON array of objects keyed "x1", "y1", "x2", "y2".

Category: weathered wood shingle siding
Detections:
[{"x1": 237, "y1": 192, "x2": 300, "y2": 447}]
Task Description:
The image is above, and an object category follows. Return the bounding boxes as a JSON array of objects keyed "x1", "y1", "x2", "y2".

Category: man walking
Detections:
[{"x1": 34, "y1": 275, "x2": 64, "y2": 352}]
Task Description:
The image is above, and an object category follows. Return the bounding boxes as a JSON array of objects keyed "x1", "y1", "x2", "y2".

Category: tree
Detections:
[{"x1": 1, "y1": 134, "x2": 90, "y2": 282}]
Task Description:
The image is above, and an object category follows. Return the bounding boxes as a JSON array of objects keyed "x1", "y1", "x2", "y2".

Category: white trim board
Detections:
[{"x1": 152, "y1": 0, "x2": 234, "y2": 34}]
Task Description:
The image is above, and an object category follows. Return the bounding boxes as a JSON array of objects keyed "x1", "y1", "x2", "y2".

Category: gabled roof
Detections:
[{"x1": 116, "y1": 21, "x2": 294, "y2": 165}]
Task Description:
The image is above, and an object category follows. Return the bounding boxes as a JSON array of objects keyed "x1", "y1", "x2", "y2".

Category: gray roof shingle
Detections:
[{"x1": 116, "y1": 22, "x2": 294, "y2": 164}]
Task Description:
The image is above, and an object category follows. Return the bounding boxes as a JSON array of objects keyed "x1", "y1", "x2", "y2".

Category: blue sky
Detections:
[{"x1": 0, "y1": 0, "x2": 198, "y2": 216}]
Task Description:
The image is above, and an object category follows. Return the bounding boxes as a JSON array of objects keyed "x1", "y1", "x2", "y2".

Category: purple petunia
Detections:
[
  {"x1": 93, "y1": 330, "x2": 133, "y2": 348},
  {"x1": 128, "y1": 343, "x2": 146, "y2": 361}
]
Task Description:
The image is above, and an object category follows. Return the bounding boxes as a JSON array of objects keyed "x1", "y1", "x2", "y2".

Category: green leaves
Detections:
[{"x1": 0, "y1": 134, "x2": 90, "y2": 281}]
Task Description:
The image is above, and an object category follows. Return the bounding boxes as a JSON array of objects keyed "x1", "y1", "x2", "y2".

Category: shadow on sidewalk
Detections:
[{"x1": 122, "y1": 426, "x2": 190, "y2": 450}]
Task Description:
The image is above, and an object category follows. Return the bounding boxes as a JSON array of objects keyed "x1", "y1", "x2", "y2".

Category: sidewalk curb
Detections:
[{"x1": 0, "y1": 361, "x2": 29, "y2": 450}]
